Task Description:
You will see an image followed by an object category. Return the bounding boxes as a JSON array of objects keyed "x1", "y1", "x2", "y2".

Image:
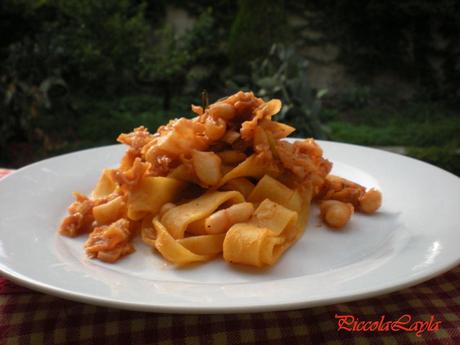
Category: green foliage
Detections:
[
  {"x1": 324, "y1": 103, "x2": 460, "y2": 175},
  {"x1": 327, "y1": 105, "x2": 460, "y2": 147},
  {"x1": 228, "y1": 0, "x2": 287, "y2": 71},
  {"x1": 139, "y1": 9, "x2": 220, "y2": 108},
  {"x1": 0, "y1": 1, "x2": 226, "y2": 166},
  {"x1": 0, "y1": 0, "x2": 152, "y2": 162},
  {"x1": 29, "y1": 94, "x2": 172, "y2": 160},
  {"x1": 1, "y1": 0, "x2": 149, "y2": 90},
  {"x1": 75, "y1": 96, "x2": 166, "y2": 143},
  {"x1": 2, "y1": 0, "x2": 458, "y2": 177},
  {"x1": 53, "y1": 0, "x2": 149, "y2": 89}
]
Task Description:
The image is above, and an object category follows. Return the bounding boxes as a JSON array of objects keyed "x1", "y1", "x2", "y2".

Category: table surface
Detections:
[{"x1": 0, "y1": 168, "x2": 459, "y2": 345}]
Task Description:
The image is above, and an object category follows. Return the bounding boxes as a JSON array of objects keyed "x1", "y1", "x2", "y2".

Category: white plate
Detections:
[{"x1": 0, "y1": 140, "x2": 459, "y2": 313}]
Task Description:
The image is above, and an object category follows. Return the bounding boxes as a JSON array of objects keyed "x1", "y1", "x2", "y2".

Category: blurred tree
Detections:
[
  {"x1": 0, "y1": 0, "x2": 233, "y2": 166},
  {"x1": 251, "y1": 44, "x2": 328, "y2": 139},
  {"x1": 51, "y1": 0, "x2": 149, "y2": 92},
  {"x1": 0, "y1": 0, "x2": 151, "y2": 164},
  {"x1": 226, "y1": 44, "x2": 328, "y2": 139},
  {"x1": 228, "y1": 0, "x2": 288, "y2": 72},
  {"x1": 138, "y1": 9, "x2": 219, "y2": 110}
]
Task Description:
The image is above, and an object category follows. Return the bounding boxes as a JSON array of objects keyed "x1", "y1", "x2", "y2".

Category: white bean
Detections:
[{"x1": 205, "y1": 202, "x2": 254, "y2": 234}]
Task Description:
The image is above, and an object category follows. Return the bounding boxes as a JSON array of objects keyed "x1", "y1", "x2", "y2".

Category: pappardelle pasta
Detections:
[{"x1": 58, "y1": 91, "x2": 382, "y2": 267}]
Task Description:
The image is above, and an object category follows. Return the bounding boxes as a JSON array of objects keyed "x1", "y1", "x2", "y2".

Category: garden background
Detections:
[{"x1": 1, "y1": 0, "x2": 459, "y2": 175}]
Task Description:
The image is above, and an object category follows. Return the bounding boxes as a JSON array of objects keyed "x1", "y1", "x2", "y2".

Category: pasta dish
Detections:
[{"x1": 58, "y1": 91, "x2": 382, "y2": 267}]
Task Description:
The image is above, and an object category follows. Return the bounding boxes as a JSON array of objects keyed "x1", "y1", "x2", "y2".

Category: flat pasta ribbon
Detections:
[
  {"x1": 222, "y1": 199, "x2": 298, "y2": 267},
  {"x1": 127, "y1": 176, "x2": 186, "y2": 220},
  {"x1": 58, "y1": 91, "x2": 359, "y2": 267},
  {"x1": 92, "y1": 169, "x2": 117, "y2": 198},
  {"x1": 218, "y1": 154, "x2": 279, "y2": 187},
  {"x1": 143, "y1": 217, "x2": 226, "y2": 265},
  {"x1": 248, "y1": 174, "x2": 303, "y2": 212},
  {"x1": 160, "y1": 191, "x2": 244, "y2": 239},
  {"x1": 248, "y1": 173, "x2": 314, "y2": 241},
  {"x1": 153, "y1": 217, "x2": 213, "y2": 265}
]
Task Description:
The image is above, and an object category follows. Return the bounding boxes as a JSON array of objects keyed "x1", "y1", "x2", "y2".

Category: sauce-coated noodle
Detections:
[{"x1": 58, "y1": 91, "x2": 382, "y2": 267}]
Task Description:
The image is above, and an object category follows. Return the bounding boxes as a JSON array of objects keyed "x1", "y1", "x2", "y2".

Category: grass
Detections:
[
  {"x1": 321, "y1": 102, "x2": 460, "y2": 175},
  {"x1": 46, "y1": 94, "x2": 198, "y2": 157},
  {"x1": 0, "y1": 93, "x2": 196, "y2": 168}
]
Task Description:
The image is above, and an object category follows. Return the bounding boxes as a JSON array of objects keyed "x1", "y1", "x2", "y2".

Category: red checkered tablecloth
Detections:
[{"x1": 0, "y1": 169, "x2": 459, "y2": 345}]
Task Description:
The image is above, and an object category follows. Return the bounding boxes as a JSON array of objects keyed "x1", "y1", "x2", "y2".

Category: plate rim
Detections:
[
  {"x1": 0, "y1": 254, "x2": 458, "y2": 314},
  {"x1": 0, "y1": 140, "x2": 459, "y2": 313}
]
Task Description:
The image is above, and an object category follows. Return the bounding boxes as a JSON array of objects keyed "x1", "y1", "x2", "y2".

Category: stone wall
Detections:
[
  {"x1": 164, "y1": 5, "x2": 452, "y2": 100},
  {"x1": 288, "y1": 10, "x2": 416, "y2": 99}
]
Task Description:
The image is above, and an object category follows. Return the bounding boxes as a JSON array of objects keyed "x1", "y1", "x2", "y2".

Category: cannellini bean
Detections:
[
  {"x1": 318, "y1": 175, "x2": 365, "y2": 206},
  {"x1": 320, "y1": 200, "x2": 354, "y2": 228},
  {"x1": 208, "y1": 102, "x2": 236, "y2": 121},
  {"x1": 205, "y1": 202, "x2": 254, "y2": 234},
  {"x1": 204, "y1": 116, "x2": 226, "y2": 141},
  {"x1": 217, "y1": 150, "x2": 247, "y2": 164},
  {"x1": 192, "y1": 150, "x2": 222, "y2": 186},
  {"x1": 359, "y1": 188, "x2": 382, "y2": 214},
  {"x1": 222, "y1": 130, "x2": 240, "y2": 144}
]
